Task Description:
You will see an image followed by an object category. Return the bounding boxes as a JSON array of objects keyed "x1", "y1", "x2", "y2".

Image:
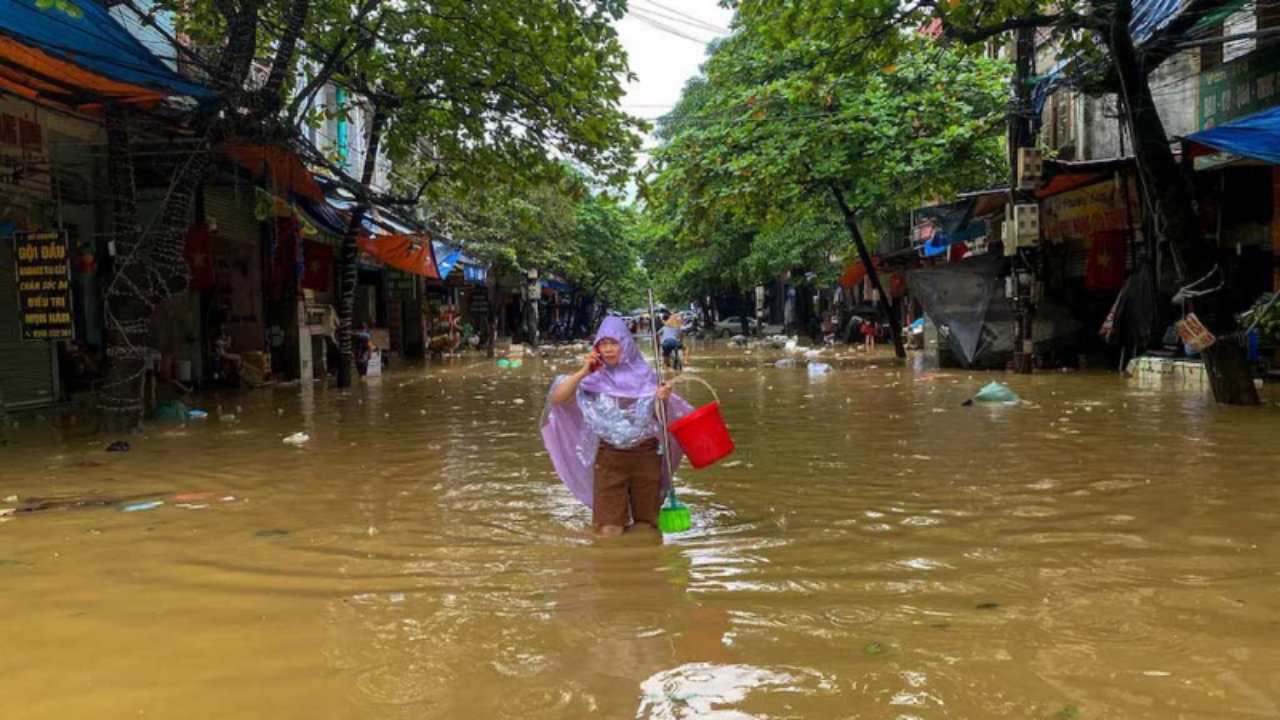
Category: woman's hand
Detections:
[
  {"x1": 655, "y1": 383, "x2": 672, "y2": 402},
  {"x1": 580, "y1": 351, "x2": 602, "y2": 377}
]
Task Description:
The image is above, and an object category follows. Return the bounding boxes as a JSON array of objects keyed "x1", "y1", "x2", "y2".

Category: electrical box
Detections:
[
  {"x1": 1013, "y1": 204, "x2": 1039, "y2": 242},
  {"x1": 1016, "y1": 148, "x2": 1043, "y2": 190},
  {"x1": 1002, "y1": 204, "x2": 1040, "y2": 255}
]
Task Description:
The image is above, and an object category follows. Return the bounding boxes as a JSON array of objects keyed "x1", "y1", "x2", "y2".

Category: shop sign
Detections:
[
  {"x1": 13, "y1": 230, "x2": 74, "y2": 341},
  {"x1": 387, "y1": 269, "x2": 415, "y2": 299},
  {"x1": 1040, "y1": 178, "x2": 1135, "y2": 241},
  {"x1": 464, "y1": 265, "x2": 487, "y2": 283},
  {"x1": 1199, "y1": 46, "x2": 1280, "y2": 129}
]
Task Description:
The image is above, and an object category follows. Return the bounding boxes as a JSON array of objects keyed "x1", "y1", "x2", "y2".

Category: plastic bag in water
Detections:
[
  {"x1": 807, "y1": 362, "x2": 832, "y2": 376},
  {"x1": 970, "y1": 381, "x2": 1019, "y2": 404}
]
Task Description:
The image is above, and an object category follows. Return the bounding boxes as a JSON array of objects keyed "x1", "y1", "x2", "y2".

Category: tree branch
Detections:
[{"x1": 921, "y1": 0, "x2": 1098, "y2": 44}]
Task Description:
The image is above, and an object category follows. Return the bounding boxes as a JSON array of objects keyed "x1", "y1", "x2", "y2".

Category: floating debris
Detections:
[{"x1": 964, "y1": 381, "x2": 1021, "y2": 406}]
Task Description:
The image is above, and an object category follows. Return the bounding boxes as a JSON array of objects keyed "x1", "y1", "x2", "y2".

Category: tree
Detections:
[
  {"x1": 570, "y1": 195, "x2": 648, "y2": 322},
  {"x1": 429, "y1": 170, "x2": 648, "y2": 342},
  {"x1": 644, "y1": 25, "x2": 1009, "y2": 355},
  {"x1": 738, "y1": 0, "x2": 1259, "y2": 402},
  {"x1": 308, "y1": 0, "x2": 641, "y2": 381},
  {"x1": 93, "y1": 0, "x2": 643, "y2": 410}
]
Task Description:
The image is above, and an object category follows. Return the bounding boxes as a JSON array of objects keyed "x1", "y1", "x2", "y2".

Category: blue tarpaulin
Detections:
[
  {"x1": 0, "y1": 0, "x2": 212, "y2": 104},
  {"x1": 1187, "y1": 106, "x2": 1280, "y2": 164},
  {"x1": 431, "y1": 240, "x2": 487, "y2": 281},
  {"x1": 437, "y1": 248, "x2": 463, "y2": 278},
  {"x1": 1131, "y1": 0, "x2": 1182, "y2": 43},
  {"x1": 294, "y1": 195, "x2": 348, "y2": 237},
  {"x1": 923, "y1": 221, "x2": 987, "y2": 258},
  {"x1": 540, "y1": 279, "x2": 573, "y2": 294}
]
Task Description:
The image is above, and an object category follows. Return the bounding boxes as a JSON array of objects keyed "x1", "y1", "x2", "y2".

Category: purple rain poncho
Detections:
[{"x1": 541, "y1": 316, "x2": 692, "y2": 508}]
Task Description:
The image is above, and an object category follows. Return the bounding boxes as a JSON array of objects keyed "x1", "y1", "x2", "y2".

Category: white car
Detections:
[{"x1": 714, "y1": 316, "x2": 784, "y2": 338}]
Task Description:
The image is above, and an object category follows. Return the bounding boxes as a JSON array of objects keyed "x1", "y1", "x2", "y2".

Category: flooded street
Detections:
[{"x1": 3, "y1": 351, "x2": 1280, "y2": 719}]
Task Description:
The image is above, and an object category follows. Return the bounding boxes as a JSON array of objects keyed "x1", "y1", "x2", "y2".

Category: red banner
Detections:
[
  {"x1": 1086, "y1": 230, "x2": 1127, "y2": 291},
  {"x1": 183, "y1": 224, "x2": 215, "y2": 290},
  {"x1": 302, "y1": 240, "x2": 332, "y2": 291}
]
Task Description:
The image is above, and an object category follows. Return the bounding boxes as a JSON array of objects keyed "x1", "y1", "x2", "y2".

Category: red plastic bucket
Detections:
[{"x1": 668, "y1": 401, "x2": 734, "y2": 469}]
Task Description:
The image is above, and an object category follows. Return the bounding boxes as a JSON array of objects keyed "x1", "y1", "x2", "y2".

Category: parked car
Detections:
[{"x1": 713, "y1": 316, "x2": 784, "y2": 338}]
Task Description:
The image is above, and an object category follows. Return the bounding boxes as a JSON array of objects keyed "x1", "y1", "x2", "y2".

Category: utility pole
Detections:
[{"x1": 1009, "y1": 26, "x2": 1039, "y2": 374}]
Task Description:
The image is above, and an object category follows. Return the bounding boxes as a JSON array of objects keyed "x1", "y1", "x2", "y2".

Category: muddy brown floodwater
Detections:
[{"x1": 2, "y1": 350, "x2": 1280, "y2": 719}]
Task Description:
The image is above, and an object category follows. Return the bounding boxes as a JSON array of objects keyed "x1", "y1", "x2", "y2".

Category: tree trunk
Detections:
[
  {"x1": 336, "y1": 104, "x2": 389, "y2": 388},
  {"x1": 830, "y1": 184, "x2": 906, "y2": 359},
  {"x1": 261, "y1": 0, "x2": 310, "y2": 113},
  {"x1": 99, "y1": 108, "x2": 150, "y2": 432},
  {"x1": 1108, "y1": 2, "x2": 1259, "y2": 405},
  {"x1": 522, "y1": 278, "x2": 541, "y2": 347}
]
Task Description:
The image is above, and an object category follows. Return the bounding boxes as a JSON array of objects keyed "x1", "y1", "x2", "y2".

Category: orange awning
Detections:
[
  {"x1": 224, "y1": 143, "x2": 325, "y2": 203},
  {"x1": 0, "y1": 36, "x2": 167, "y2": 110},
  {"x1": 0, "y1": 0, "x2": 211, "y2": 110},
  {"x1": 358, "y1": 234, "x2": 440, "y2": 280},
  {"x1": 1035, "y1": 172, "x2": 1104, "y2": 198},
  {"x1": 838, "y1": 256, "x2": 884, "y2": 289}
]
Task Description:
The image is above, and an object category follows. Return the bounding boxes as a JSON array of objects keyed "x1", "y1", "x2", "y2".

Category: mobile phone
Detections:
[{"x1": 589, "y1": 342, "x2": 603, "y2": 371}]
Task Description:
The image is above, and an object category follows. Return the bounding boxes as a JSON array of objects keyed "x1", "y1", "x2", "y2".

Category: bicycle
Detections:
[{"x1": 663, "y1": 342, "x2": 684, "y2": 372}]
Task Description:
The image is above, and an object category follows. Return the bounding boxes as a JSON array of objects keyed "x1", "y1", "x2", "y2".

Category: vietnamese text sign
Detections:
[
  {"x1": 387, "y1": 269, "x2": 416, "y2": 299},
  {"x1": 1041, "y1": 178, "x2": 1136, "y2": 241},
  {"x1": 1199, "y1": 47, "x2": 1280, "y2": 129},
  {"x1": 13, "y1": 230, "x2": 74, "y2": 341}
]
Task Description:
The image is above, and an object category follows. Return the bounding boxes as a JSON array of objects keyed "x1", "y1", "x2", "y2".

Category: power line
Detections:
[
  {"x1": 632, "y1": 0, "x2": 730, "y2": 35},
  {"x1": 629, "y1": 9, "x2": 718, "y2": 46}
]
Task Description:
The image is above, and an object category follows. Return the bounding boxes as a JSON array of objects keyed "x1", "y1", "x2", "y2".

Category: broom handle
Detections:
[{"x1": 647, "y1": 291, "x2": 677, "y2": 492}]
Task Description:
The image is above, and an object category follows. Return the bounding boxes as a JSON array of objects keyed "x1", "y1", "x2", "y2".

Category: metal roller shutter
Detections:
[{"x1": 1, "y1": 239, "x2": 57, "y2": 409}]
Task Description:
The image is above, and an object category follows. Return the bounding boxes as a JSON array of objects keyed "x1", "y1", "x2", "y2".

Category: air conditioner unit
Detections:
[{"x1": 1016, "y1": 148, "x2": 1043, "y2": 190}]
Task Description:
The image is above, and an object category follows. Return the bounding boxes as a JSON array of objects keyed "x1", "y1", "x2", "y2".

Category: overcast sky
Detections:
[{"x1": 614, "y1": 0, "x2": 736, "y2": 163}]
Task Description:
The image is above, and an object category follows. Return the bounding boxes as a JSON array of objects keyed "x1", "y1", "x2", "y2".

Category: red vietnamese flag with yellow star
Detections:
[
  {"x1": 1086, "y1": 230, "x2": 1127, "y2": 291},
  {"x1": 301, "y1": 240, "x2": 332, "y2": 292},
  {"x1": 184, "y1": 224, "x2": 215, "y2": 291}
]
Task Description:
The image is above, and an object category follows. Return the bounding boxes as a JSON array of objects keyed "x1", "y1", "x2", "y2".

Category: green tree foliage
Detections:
[
  {"x1": 431, "y1": 171, "x2": 646, "y2": 313},
  {"x1": 160, "y1": 0, "x2": 643, "y2": 379},
  {"x1": 642, "y1": 19, "x2": 1009, "y2": 349},
  {"x1": 737, "y1": 0, "x2": 1259, "y2": 404}
]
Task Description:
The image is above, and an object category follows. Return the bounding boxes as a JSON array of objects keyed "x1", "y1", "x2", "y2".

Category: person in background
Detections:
[
  {"x1": 861, "y1": 319, "x2": 876, "y2": 352},
  {"x1": 660, "y1": 313, "x2": 684, "y2": 370},
  {"x1": 354, "y1": 324, "x2": 374, "y2": 376},
  {"x1": 213, "y1": 325, "x2": 242, "y2": 384}
]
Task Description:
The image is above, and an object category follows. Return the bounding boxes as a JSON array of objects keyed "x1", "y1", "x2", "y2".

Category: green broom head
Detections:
[{"x1": 657, "y1": 489, "x2": 691, "y2": 533}]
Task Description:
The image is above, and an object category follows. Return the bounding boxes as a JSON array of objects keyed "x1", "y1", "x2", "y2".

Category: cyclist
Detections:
[{"x1": 660, "y1": 313, "x2": 684, "y2": 370}]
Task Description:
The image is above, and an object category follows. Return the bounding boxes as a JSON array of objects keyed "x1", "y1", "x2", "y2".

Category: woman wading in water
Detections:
[{"x1": 543, "y1": 317, "x2": 691, "y2": 535}]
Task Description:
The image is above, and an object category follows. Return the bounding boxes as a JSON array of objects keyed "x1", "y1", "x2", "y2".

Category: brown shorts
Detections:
[{"x1": 593, "y1": 439, "x2": 662, "y2": 528}]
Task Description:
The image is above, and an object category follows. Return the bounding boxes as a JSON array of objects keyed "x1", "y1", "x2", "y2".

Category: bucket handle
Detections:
[{"x1": 666, "y1": 374, "x2": 721, "y2": 405}]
